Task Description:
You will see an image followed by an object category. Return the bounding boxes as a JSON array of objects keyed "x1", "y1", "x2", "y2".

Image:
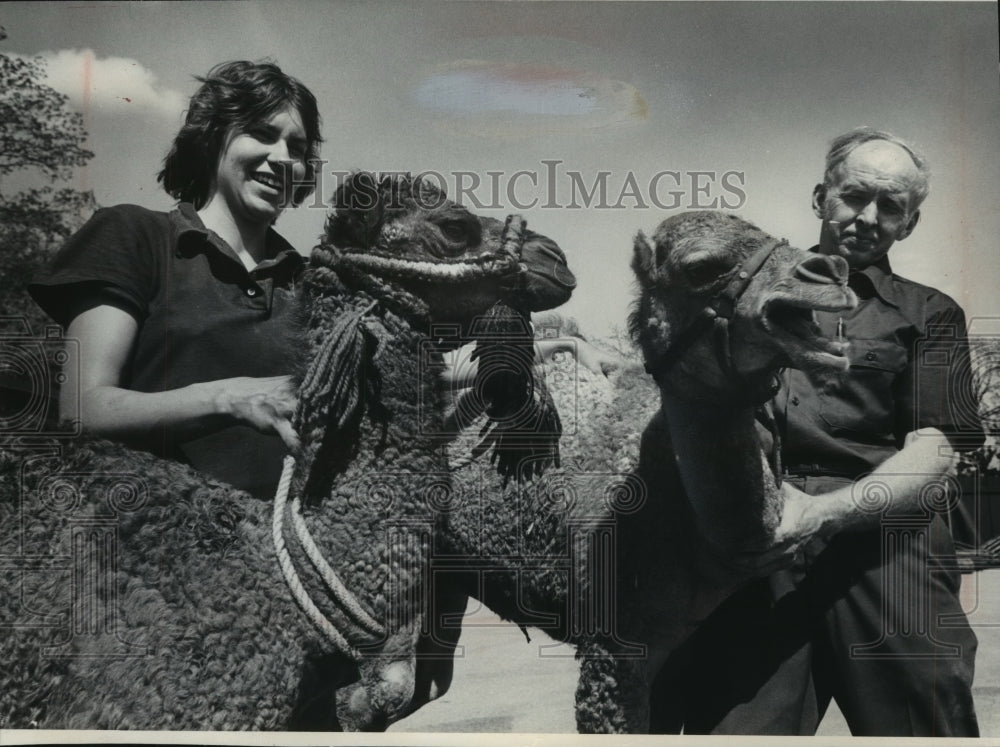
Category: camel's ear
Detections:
[
  {"x1": 412, "y1": 173, "x2": 448, "y2": 208},
  {"x1": 632, "y1": 231, "x2": 658, "y2": 285},
  {"x1": 327, "y1": 171, "x2": 384, "y2": 250},
  {"x1": 338, "y1": 171, "x2": 381, "y2": 212}
]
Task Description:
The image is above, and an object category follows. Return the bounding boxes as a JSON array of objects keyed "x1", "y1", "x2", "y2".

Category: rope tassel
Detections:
[{"x1": 294, "y1": 302, "x2": 378, "y2": 444}]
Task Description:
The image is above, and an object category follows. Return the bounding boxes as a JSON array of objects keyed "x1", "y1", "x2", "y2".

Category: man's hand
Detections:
[
  {"x1": 732, "y1": 428, "x2": 959, "y2": 576},
  {"x1": 535, "y1": 338, "x2": 626, "y2": 377},
  {"x1": 574, "y1": 340, "x2": 626, "y2": 376},
  {"x1": 731, "y1": 482, "x2": 832, "y2": 575}
]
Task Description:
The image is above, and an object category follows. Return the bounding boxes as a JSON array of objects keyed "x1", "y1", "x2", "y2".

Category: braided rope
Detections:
[
  {"x1": 270, "y1": 214, "x2": 532, "y2": 650},
  {"x1": 499, "y1": 214, "x2": 526, "y2": 262},
  {"x1": 287, "y1": 493, "x2": 385, "y2": 637},
  {"x1": 272, "y1": 456, "x2": 362, "y2": 660},
  {"x1": 338, "y1": 252, "x2": 517, "y2": 284},
  {"x1": 307, "y1": 258, "x2": 431, "y2": 327},
  {"x1": 312, "y1": 213, "x2": 526, "y2": 289}
]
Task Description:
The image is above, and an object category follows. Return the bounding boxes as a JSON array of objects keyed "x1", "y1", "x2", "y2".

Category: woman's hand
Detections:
[
  {"x1": 214, "y1": 375, "x2": 300, "y2": 452},
  {"x1": 64, "y1": 305, "x2": 301, "y2": 453}
]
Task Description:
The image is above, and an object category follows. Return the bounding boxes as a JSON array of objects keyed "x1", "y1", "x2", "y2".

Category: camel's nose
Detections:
[
  {"x1": 794, "y1": 253, "x2": 849, "y2": 285},
  {"x1": 513, "y1": 232, "x2": 577, "y2": 311}
]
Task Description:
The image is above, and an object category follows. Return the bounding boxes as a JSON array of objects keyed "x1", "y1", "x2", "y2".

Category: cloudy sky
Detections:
[{"x1": 3, "y1": 1, "x2": 998, "y2": 339}]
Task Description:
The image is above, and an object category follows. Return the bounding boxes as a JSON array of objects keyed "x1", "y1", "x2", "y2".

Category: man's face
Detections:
[{"x1": 812, "y1": 140, "x2": 923, "y2": 269}]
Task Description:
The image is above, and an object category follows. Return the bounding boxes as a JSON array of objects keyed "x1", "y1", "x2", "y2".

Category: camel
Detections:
[
  {"x1": 0, "y1": 172, "x2": 575, "y2": 730},
  {"x1": 436, "y1": 210, "x2": 859, "y2": 732}
]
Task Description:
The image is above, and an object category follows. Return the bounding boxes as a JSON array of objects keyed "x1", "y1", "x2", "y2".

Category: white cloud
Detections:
[{"x1": 31, "y1": 48, "x2": 185, "y2": 120}]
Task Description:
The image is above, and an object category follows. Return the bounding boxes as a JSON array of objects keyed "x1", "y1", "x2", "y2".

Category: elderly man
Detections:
[{"x1": 654, "y1": 128, "x2": 983, "y2": 736}]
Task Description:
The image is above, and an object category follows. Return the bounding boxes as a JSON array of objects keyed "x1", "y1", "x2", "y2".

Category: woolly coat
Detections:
[{"x1": 0, "y1": 262, "x2": 451, "y2": 730}]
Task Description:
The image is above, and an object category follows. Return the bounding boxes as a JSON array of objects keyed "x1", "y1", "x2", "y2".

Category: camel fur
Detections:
[
  {"x1": 438, "y1": 211, "x2": 859, "y2": 732},
  {"x1": 0, "y1": 172, "x2": 575, "y2": 730}
]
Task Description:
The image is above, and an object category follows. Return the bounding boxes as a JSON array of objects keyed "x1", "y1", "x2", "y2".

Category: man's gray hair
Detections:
[{"x1": 824, "y1": 126, "x2": 931, "y2": 208}]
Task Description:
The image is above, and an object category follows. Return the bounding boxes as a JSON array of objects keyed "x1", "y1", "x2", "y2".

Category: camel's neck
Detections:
[{"x1": 659, "y1": 392, "x2": 781, "y2": 554}]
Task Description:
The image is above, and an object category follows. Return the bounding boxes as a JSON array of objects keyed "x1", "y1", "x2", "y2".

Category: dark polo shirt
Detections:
[
  {"x1": 775, "y1": 251, "x2": 984, "y2": 479},
  {"x1": 29, "y1": 203, "x2": 304, "y2": 499}
]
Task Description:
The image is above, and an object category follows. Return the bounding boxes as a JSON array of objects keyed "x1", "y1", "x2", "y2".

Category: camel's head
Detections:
[
  {"x1": 322, "y1": 172, "x2": 576, "y2": 329},
  {"x1": 300, "y1": 172, "x2": 572, "y2": 483},
  {"x1": 630, "y1": 211, "x2": 857, "y2": 402}
]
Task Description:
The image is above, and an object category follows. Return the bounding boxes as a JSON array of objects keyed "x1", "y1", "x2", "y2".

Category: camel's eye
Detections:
[
  {"x1": 434, "y1": 214, "x2": 482, "y2": 256},
  {"x1": 440, "y1": 220, "x2": 470, "y2": 242},
  {"x1": 682, "y1": 256, "x2": 734, "y2": 288}
]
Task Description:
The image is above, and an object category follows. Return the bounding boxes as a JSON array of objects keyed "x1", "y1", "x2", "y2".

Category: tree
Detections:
[
  {"x1": 0, "y1": 46, "x2": 96, "y2": 332},
  {"x1": 0, "y1": 52, "x2": 93, "y2": 181},
  {"x1": 0, "y1": 187, "x2": 97, "y2": 329}
]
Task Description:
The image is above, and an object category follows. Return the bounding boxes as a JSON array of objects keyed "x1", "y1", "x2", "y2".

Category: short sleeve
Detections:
[
  {"x1": 28, "y1": 204, "x2": 165, "y2": 327},
  {"x1": 896, "y1": 293, "x2": 985, "y2": 451}
]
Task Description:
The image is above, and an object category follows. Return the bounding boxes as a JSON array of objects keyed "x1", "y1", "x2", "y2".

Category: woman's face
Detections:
[{"x1": 211, "y1": 106, "x2": 309, "y2": 227}]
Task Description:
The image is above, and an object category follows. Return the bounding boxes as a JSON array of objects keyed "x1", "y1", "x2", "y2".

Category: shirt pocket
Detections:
[{"x1": 818, "y1": 338, "x2": 908, "y2": 435}]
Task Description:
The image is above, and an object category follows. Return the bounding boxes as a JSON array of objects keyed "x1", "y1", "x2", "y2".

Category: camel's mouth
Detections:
[{"x1": 762, "y1": 293, "x2": 853, "y2": 376}]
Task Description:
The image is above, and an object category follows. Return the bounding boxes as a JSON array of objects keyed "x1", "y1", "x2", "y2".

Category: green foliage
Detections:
[{"x1": 0, "y1": 50, "x2": 96, "y2": 333}]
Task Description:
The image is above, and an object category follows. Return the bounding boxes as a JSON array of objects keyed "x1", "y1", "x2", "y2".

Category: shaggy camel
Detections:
[
  {"x1": 0, "y1": 172, "x2": 574, "y2": 730},
  {"x1": 437, "y1": 211, "x2": 861, "y2": 732}
]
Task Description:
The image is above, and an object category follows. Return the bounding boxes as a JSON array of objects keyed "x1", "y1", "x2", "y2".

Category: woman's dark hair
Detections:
[{"x1": 157, "y1": 60, "x2": 323, "y2": 209}]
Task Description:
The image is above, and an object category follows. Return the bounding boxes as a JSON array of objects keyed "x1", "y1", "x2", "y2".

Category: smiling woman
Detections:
[
  {"x1": 28, "y1": 60, "x2": 323, "y2": 499},
  {"x1": 200, "y1": 108, "x2": 310, "y2": 269}
]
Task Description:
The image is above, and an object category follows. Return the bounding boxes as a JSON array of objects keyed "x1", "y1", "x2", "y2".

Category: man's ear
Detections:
[
  {"x1": 811, "y1": 184, "x2": 827, "y2": 218},
  {"x1": 898, "y1": 209, "x2": 920, "y2": 241}
]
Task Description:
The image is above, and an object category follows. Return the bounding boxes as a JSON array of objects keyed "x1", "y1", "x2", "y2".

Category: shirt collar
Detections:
[
  {"x1": 809, "y1": 246, "x2": 899, "y2": 309},
  {"x1": 852, "y1": 256, "x2": 899, "y2": 308},
  {"x1": 171, "y1": 202, "x2": 304, "y2": 274}
]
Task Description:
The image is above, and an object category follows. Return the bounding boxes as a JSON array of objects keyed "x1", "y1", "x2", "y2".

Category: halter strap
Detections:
[{"x1": 645, "y1": 238, "x2": 785, "y2": 383}]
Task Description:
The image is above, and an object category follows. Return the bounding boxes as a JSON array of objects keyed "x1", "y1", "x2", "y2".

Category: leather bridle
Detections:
[
  {"x1": 644, "y1": 238, "x2": 786, "y2": 399},
  {"x1": 643, "y1": 236, "x2": 788, "y2": 483}
]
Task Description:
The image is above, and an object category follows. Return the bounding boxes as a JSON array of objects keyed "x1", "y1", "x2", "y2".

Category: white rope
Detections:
[
  {"x1": 288, "y1": 494, "x2": 386, "y2": 637},
  {"x1": 345, "y1": 252, "x2": 513, "y2": 282},
  {"x1": 272, "y1": 456, "x2": 361, "y2": 660}
]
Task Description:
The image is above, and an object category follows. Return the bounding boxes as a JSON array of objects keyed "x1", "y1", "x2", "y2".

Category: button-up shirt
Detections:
[
  {"x1": 775, "y1": 251, "x2": 983, "y2": 479},
  {"x1": 30, "y1": 203, "x2": 305, "y2": 498}
]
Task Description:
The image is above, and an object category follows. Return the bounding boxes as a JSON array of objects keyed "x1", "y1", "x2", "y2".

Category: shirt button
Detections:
[
  {"x1": 246, "y1": 287, "x2": 258, "y2": 297},
  {"x1": 865, "y1": 351, "x2": 877, "y2": 361}
]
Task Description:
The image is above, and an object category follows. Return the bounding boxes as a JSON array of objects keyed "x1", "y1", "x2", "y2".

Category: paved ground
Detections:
[{"x1": 390, "y1": 571, "x2": 1000, "y2": 736}]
